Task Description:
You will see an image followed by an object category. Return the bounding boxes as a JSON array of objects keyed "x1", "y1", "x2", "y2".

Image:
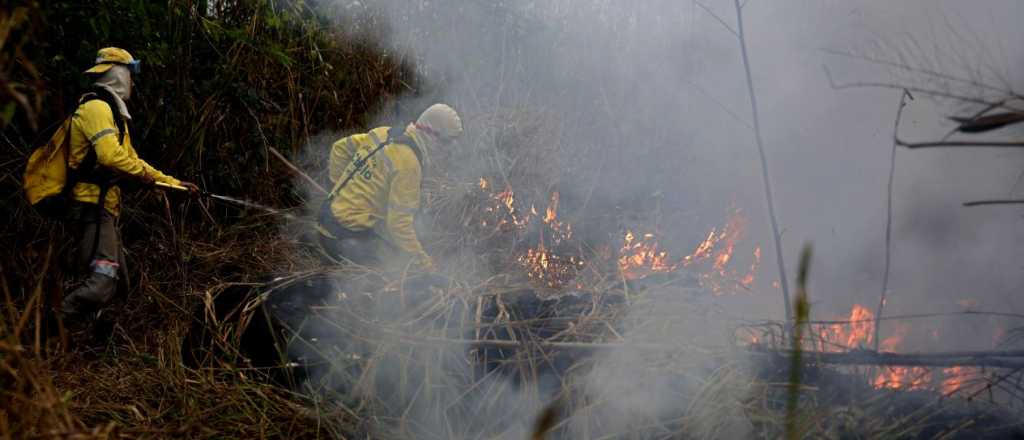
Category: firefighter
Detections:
[
  {"x1": 317, "y1": 104, "x2": 463, "y2": 270},
  {"x1": 26, "y1": 47, "x2": 199, "y2": 321}
]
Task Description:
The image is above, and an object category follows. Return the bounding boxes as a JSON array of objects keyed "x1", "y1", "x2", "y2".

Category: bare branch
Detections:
[
  {"x1": 268, "y1": 146, "x2": 327, "y2": 195},
  {"x1": 734, "y1": 0, "x2": 791, "y2": 322},
  {"x1": 874, "y1": 90, "x2": 911, "y2": 351},
  {"x1": 820, "y1": 48, "x2": 1020, "y2": 98},
  {"x1": 963, "y1": 199, "x2": 1024, "y2": 207},
  {"x1": 694, "y1": 0, "x2": 738, "y2": 37},
  {"x1": 764, "y1": 349, "x2": 1024, "y2": 369},
  {"x1": 824, "y1": 67, "x2": 1022, "y2": 111},
  {"x1": 896, "y1": 138, "x2": 1024, "y2": 149},
  {"x1": 681, "y1": 78, "x2": 753, "y2": 130}
]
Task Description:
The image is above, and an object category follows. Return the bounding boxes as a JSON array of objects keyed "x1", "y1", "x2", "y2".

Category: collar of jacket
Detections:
[
  {"x1": 404, "y1": 124, "x2": 430, "y2": 167},
  {"x1": 92, "y1": 84, "x2": 132, "y2": 121}
]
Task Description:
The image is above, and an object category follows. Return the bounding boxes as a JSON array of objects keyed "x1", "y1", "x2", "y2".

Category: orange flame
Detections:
[
  {"x1": 618, "y1": 230, "x2": 680, "y2": 280},
  {"x1": 517, "y1": 242, "x2": 585, "y2": 288},
  {"x1": 819, "y1": 304, "x2": 875, "y2": 351},
  {"x1": 874, "y1": 367, "x2": 932, "y2": 390},
  {"x1": 544, "y1": 192, "x2": 559, "y2": 224},
  {"x1": 617, "y1": 209, "x2": 759, "y2": 293},
  {"x1": 740, "y1": 247, "x2": 761, "y2": 287}
]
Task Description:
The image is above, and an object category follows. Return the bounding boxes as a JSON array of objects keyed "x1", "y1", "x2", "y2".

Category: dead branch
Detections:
[
  {"x1": 819, "y1": 48, "x2": 1021, "y2": 98},
  {"x1": 823, "y1": 66, "x2": 1024, "y2": 112},
  {"x1": 963, "y1": 199, "x2": 1024, "y2": 207},
  {"x1": 268, "y1": 146, "x2": 327, "y2": 194},
  {"x1": 897, "y1": 138, "x2": 1024, "y2": 148},
  {"x1": 766, "y1": 349, "x2": 1024, "y2": 369},
  {"x1": 734, "y1": 0, "x2": 792, "y2": 322},
  {"x1": 875, "y1": 90, "x2": 911, "y2": 350}
]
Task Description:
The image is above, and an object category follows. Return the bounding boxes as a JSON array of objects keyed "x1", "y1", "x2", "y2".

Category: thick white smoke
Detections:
[{"x1": 295, "y1": 0, "x2": 1024, "y2": 436}]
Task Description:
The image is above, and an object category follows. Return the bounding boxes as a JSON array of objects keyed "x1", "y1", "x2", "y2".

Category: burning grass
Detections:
[
  {"x1": 2, "y1": 3, "x2": 1024, "y2": 438},
  {"x1": 5, "y1": 109, "x2": 1023, "y2": 437}
]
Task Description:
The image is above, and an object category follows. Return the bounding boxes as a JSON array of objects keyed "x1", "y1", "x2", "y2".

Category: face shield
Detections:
[{"x1": 124, "y1": 59, "x2": 141, "y2": 75}]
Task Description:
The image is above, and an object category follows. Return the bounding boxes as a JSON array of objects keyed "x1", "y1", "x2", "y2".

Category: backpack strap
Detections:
[
  {"x1": 317, "y1": 127, "x2": 422, "y2": 236},
  {"x1": 71, "y1": 88, "x2": 125, "y2": 188}
]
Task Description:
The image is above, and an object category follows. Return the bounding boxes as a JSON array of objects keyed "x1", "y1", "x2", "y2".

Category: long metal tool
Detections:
[{"x1": 156, "y1": 181, "x2": 298, "y2": 220}]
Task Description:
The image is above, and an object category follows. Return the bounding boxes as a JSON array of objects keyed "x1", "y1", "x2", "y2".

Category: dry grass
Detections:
[{"x1": 2, "y1": 2, "x2": 1024, "y2": 439}]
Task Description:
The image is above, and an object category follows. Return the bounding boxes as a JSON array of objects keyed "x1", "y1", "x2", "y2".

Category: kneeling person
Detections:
[{"x1": 317, "y1": 104, "x2": 462, "y2": 270}]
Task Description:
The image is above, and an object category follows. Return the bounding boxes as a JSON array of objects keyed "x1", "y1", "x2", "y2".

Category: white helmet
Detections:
[{"x1": 415, "y1": 104, "x2": 463, "y2": 142}]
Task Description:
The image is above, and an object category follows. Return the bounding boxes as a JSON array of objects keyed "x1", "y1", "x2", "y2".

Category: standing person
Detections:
[
  {"x1": 24, "y1": 47, "x2": 199, "y2": 321},
  {"x1": 317, "y1": 104, "x2": 463, "y2": 270}
]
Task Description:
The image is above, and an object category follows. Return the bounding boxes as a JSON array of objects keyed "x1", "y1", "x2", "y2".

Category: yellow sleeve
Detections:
[
  {"x1": 329, "y1": 136, "x2": 355, "y2": 185},
  {"x1": 138, "y1": 159, "x2": 180, "y2": 185},
  {"x1": 75, "y1": 101, "x2": 177, "y2": 183},
  {"x1": 385, "y1": 155, "x2": 431, "y2": 269}
]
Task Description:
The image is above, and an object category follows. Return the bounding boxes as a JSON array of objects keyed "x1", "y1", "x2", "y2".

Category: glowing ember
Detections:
[
  {"x1": 517, "y1": 243, "x2": 585, "y2": 288},
  {"x1": 476, "y1": 179, "x2": 580, "y2": 288},
  {"x1": 874, "y1": 366, "x2": 931, "y2": 391}
]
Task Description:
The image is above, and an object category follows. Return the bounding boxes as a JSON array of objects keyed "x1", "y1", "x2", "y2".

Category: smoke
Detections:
[{"x1": 290, "y1": 0, "x2": 1024, "y2": 436}]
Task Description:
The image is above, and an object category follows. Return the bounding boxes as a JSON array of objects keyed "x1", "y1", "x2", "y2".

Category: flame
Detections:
[
  {"x1": 740, "y1": 247, "x2": 761, "y2": 287},
  {"x1": 819, "y1": 304, "x2": 875, "y2": 351},
  {"x1": 618, "y1": 230, "x2": 681, "y2": 280},
  {"x1": 617, "y1": 209, "x2": 759, "y2": 293},
  {"x1": 517, "y1": 242, "x2": 585, "y2": 288},
  {"x1": 868, "y1": 323, "x2": 932, "y2": 390},
  {"x1": 476, "y1": 180, "x2": 579, "y2": 288},
  {"x1": 878, "y1": 323, "x2": 907, "y2": 352},
  {"x1": 476, "y1": 179, "x2": 755, "y2": 291},
  {"x1": 544, "y1": 192, "x2": 559, "y2": 224},
  {"x1": 873, "y1": 367, "x2": 932, "y2": 390}
]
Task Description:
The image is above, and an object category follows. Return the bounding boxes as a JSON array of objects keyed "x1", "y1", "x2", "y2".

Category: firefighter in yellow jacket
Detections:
[
  {"x1": 26, "y1": 48, "x2": 198, "y2": 320},
  {"x1": 317, "y1": 104, "x2": 463, "y2": 270}
]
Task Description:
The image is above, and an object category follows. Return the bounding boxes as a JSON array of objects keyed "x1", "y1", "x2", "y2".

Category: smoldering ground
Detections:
[{"x1": 275, "y1": 0, "x2": 1024, "y2": 437}]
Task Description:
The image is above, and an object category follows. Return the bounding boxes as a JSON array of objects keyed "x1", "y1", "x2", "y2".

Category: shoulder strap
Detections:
[
  {"x1": 324, "y1": 129, "x2": 399, "y2": 201},
  {"x1": 387, "y1": 126, "x2": 422, "y2": 166},
  {"x1": 66, "y1": 92, "x2": 119, "y2": 192},
  {"x1": 81, "y1": 87, "x2": 127, "y2": 144}
]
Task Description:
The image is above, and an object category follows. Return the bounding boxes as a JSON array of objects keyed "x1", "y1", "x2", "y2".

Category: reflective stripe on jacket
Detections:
[
  {"x1": 327, "y1": 126, "x2": 430, "y2": 267},
  {"x1": 66, "y1": 99, "x2": 180, "y2": 215}
]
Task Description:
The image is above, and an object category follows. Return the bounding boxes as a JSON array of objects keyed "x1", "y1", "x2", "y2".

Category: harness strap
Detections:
[
  {"x1": 69, "y1": 89, "x2": 122, "y2": 259},
  {"x1": 318, "y1": 127, "x2": 418, "y2": 236}
]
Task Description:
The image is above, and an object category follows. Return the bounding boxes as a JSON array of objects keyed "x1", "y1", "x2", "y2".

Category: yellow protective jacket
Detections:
[
  {"x1": 326, "y1": 126, "x2": 431, "y2": 268},
  {"x1": 32, "y1": 97, "x2": 180, "y2": 216}
]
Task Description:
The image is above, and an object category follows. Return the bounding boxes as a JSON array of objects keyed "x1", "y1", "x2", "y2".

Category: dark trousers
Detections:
[
  {"x1": 62, "y1": 202, "x2": 123, "y2": 318},
  {"x1": 318, "y1": 228, "x2": 387, "y2": 266}
]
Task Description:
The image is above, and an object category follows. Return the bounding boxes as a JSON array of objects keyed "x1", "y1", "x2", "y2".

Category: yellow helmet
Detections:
[{"x1": 84, "y1": 47, "x2": 141, "y2": 75}]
